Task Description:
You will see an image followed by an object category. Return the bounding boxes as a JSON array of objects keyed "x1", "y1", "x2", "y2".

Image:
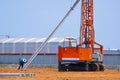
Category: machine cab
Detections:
[{"x1": 61, "y1": 38, "x2": 77, "y2": 48}]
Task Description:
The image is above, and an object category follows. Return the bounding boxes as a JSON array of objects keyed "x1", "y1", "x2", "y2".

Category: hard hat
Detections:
[{"x1": 22, "y1": 58, "x2": 27, "y2": 62}]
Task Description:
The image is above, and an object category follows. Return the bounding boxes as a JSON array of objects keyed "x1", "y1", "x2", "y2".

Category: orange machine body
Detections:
[{"x1": 58, "y1": 47, "x2": 92, "y2": 61}]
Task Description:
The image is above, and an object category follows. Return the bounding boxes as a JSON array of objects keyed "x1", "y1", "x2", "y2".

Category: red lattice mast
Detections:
[{"x1": 80, "y1": 0, "x2": 103, "y2": 54}]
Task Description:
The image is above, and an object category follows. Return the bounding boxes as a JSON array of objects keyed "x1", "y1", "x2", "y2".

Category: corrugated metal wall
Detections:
[
  {"x1": 0, "y1": 54, "x2": 58, "y2": 67},
  {"x1": 104, "y1": 54, "x2": 120, "y2": 65},
  {"x1": 0, "y1": 54, "x2": 120, "y2": 68}
]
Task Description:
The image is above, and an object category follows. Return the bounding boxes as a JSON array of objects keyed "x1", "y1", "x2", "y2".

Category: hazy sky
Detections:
[{"x1": 0, "y1": 0, "x2": 120, "y2": 49}]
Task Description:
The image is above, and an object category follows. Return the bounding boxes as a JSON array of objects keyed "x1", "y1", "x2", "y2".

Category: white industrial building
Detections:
[
  {"x1": 0, "y1": 38, "x2": 120, "y2": 68},
  {"x1": 0, "y1": 38, "x2": 64, "y2": 54}
]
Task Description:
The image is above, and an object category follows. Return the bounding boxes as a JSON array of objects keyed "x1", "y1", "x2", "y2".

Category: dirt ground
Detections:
[{"x1": 0, "y1": 66, "x2": 120, "y2": 80}]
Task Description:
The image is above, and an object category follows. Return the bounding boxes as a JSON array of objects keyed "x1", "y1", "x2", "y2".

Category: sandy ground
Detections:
[{"x1": 0, "y1": 66, "x2": 120, "y2": 80}]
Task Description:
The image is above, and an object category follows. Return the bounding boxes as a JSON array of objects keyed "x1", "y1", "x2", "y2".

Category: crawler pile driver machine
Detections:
[{"x1": 58, "y1": 0, "x2": 105, "y2": 71}]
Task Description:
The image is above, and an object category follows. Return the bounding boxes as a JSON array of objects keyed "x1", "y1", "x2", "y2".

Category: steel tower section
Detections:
[
  {"x1": 80, "y1": 0, "x2": 94, "y2": 48},
  {"x1": 80, "y1": 0, "x2": 103, "y2": 55}
]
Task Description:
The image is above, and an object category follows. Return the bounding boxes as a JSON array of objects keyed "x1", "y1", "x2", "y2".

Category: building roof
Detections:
[
  {"x1": 104, "y1": 49, "x2": 120, "y2": 54},
  {"x1": 0, "y1": 38, "x2": 64, "y2": 43}
]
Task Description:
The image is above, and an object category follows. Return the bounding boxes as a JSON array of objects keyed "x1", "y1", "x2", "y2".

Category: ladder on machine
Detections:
[{"x1": 22, "y1": 0, "x2": 80, "y2": 70}]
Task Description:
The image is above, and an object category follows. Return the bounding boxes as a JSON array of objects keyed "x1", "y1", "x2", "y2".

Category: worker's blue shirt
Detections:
[
  {"x1": 19, "y1": 58, "x2": 27, "y2": 65},
  {"x1": 20, "y1": 60, "x2": 25, "y2": 65}
]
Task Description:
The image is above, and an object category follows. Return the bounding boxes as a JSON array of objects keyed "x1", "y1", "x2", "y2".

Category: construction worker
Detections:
[{"x1": 18, "y1": 58, "x2": 27, "y2": 70}]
